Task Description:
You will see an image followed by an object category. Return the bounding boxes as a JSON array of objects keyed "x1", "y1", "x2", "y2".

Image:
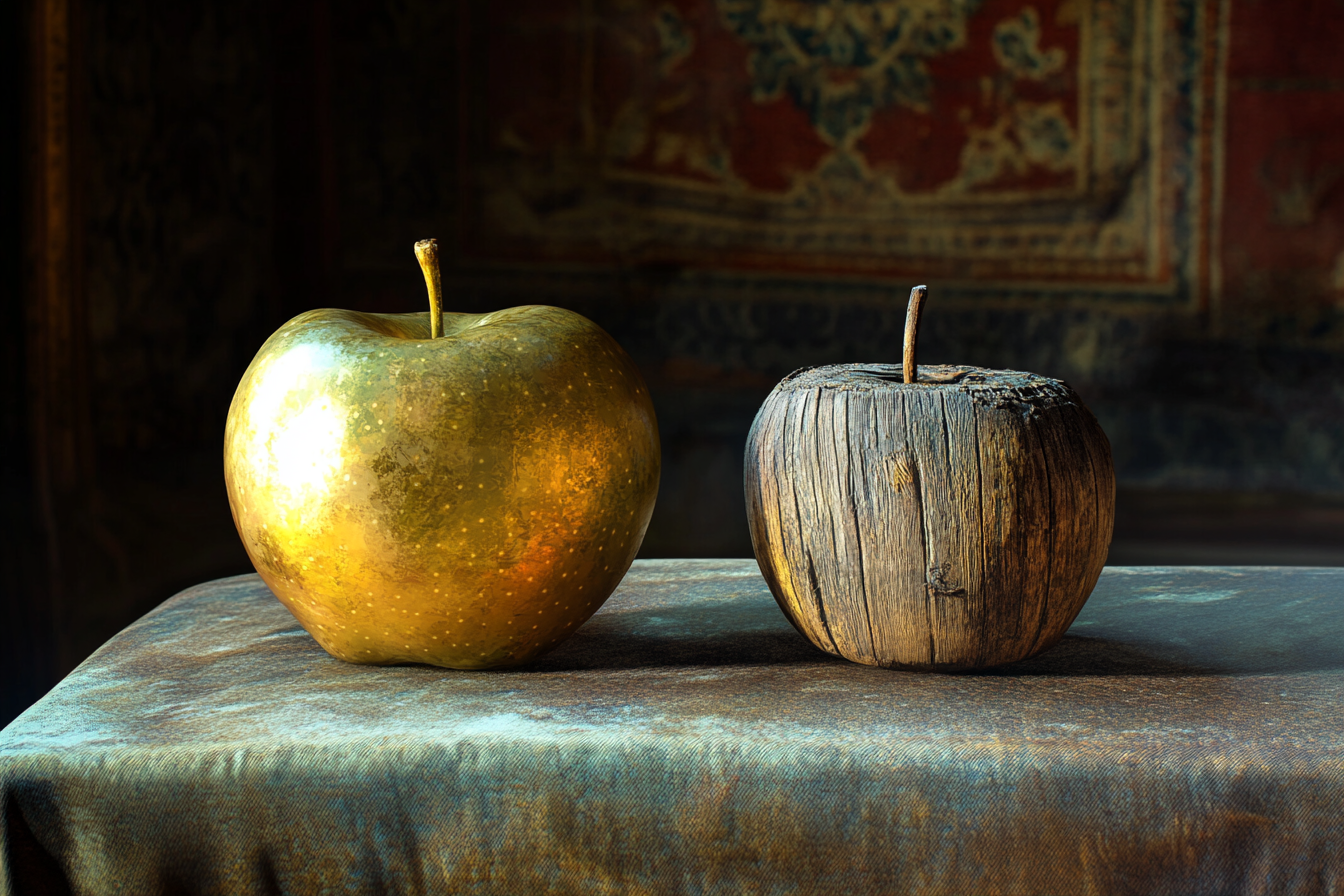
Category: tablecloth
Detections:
[{"x1": 3, "y1": 560, "x2": 1343, "y2": 894}]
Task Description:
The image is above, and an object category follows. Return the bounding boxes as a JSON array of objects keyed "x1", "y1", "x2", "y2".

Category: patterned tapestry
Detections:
[
  {"x1": 461, "y1": 0, "x2": 1221, "y2": 302},
  {"x1": 1218, "y1": 0, "x2": 1344, "y2": 317}
]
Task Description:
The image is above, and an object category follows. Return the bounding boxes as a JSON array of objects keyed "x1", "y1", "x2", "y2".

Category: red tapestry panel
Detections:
[
  {"x1": 460, "y1": 0, "x2": 1219, "y2": 295},
  {"x1": 1220, "y1": 0, "x2": 1344, "y2": 313}
]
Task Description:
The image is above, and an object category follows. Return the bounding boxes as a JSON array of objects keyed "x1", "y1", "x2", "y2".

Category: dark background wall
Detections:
[{"x1": 6, "y1": 0, "x2": 1344, "y2": 727}]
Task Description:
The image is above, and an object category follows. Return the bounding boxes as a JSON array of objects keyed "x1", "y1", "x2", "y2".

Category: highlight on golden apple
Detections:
[{"x1": 224, "y1": 239, "x2": 660, "y2": 669}]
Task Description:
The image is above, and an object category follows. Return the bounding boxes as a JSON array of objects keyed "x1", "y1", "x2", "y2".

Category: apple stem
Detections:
[
  {"x1": 902, "y1": 285, "x2": 928, "y2": 384},
  {"x1": 414, "y1": 239, "x2": 444, "y2": 339}
]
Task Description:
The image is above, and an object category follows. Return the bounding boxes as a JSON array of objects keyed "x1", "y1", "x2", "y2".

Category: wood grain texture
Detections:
[{"x1": 746, "y1": 364, "x2": 1114, "y2": 671}]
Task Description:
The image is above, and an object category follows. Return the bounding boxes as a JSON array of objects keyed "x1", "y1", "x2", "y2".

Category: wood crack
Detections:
[
  {"x1": 1028, "y1": 416, "x2": 1055, "y2": 655},
  {"x1": 842, "y1": 396, "x2": 878, "y2": 660},
  {"x1": 906, "y1": 391, "x2": 936, "y2": 666},
  {"x1": 796, "y1": 390, "x2": 840, "y2": 655},
  {"x1": 970, "y1": 400, "x2": 989, "y2": 666}
]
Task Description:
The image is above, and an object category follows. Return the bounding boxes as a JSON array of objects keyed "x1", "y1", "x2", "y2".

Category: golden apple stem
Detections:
[
  {"x1": 902, "y1": 285, "x2": 928, "y2": 385},
  {"x1": 414, "y1": 238, "x2": 444, "y2": 339}
]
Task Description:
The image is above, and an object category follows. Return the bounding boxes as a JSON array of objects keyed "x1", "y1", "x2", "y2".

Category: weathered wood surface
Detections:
[{"x1": 746, "y1": 363, "x2": 1115, "y2": 670}]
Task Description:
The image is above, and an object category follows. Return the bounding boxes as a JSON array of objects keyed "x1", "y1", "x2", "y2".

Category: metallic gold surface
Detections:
[{"x1": 223, "y1": 304, "x2": 659, "y2": 669}]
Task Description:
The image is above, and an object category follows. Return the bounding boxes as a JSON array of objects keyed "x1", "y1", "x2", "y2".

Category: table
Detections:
[{"x1": 3, "y1": 560, "x2": 1343, "y2": 894}]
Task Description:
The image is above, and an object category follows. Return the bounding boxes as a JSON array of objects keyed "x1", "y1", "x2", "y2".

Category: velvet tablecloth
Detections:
[{"x1": 3, "y1": 560, "x2": 1343, "y2": 894}]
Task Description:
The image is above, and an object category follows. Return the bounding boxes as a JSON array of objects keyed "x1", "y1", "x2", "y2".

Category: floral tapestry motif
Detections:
[{"x1": 719, "y1": 0, "x2": 982, "y2": 147}]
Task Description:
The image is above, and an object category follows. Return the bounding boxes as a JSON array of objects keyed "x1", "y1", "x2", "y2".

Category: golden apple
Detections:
[{"x1": 224, "y1": 240, "x2": 659, "y2": 669}]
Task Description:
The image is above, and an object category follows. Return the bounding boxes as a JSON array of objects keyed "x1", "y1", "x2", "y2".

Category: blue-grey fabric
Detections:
[{"x1": 2, "y1": 560, "x2": 1343, "y2": 894}]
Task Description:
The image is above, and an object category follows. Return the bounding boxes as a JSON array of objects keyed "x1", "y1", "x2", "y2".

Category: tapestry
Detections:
[
  {"x1": 1218, "y1": 0, "x2": 1344, "y2": 315},
  {"x1": 461, "y1": 0, "x2": 1221, "y2": 300}
]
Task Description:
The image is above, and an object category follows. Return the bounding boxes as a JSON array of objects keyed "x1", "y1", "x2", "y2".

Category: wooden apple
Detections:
[
  {"x1": 224, "y1": 240, "x2": 659, "y2": 669},
  {"x1": 745, "y1": 287, "x2": 1114, "y2": 671}
]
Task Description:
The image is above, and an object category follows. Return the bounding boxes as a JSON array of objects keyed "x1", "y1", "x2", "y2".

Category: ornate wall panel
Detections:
[
  {"x1": 461, "y1": 0, "x2": 1221, "y2": 304},
  {"x1": 1218, "y1": 0, "x2": 1344, "y2": 316}
]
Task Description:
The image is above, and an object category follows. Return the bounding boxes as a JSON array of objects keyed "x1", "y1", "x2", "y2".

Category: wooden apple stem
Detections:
[
  {"x1": 414, "y1": 238, "x2": 444, "y2": 339},
  {"x1": 902, "y1": 285, "x2": 928, "y2": 384}
]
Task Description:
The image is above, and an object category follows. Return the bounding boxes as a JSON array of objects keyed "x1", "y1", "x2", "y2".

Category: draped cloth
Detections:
[{"x1": 3, "y1": 560, "x2": 1343, "y2": 894}]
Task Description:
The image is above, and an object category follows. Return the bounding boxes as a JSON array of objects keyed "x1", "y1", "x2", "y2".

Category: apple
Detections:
[
  {"x1": 745, "y1": 286, "x2": 1114, "y2": 671},
  {"x1": 224, "y1": 240, "x2": 660, "y2": 669}
]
